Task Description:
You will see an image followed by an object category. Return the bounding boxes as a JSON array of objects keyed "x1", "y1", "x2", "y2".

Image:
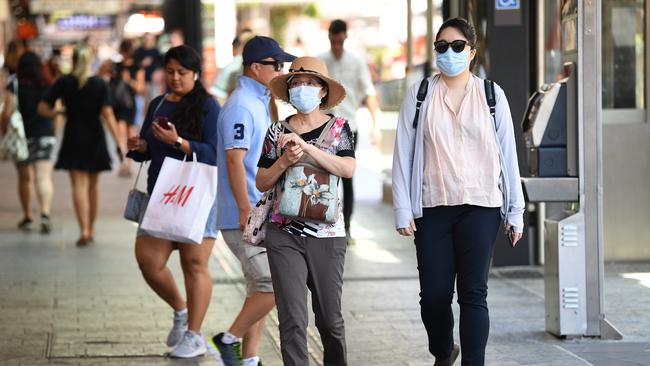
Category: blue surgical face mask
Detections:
[
  {"x1": 289, "y1": 85, "x2": 322, "y2": 113},
  {"x1": 435, "y1": 49, "x2": 470, "y2": 77}
]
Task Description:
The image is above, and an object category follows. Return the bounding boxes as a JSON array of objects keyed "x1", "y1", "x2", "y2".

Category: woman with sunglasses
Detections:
[{"x1": 392, "y1": 18, "x2": 525, "y2": 366}]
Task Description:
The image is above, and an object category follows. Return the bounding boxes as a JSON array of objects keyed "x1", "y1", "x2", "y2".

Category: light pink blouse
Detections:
[{"x1": 422, "y1": 74, "x2": 503, "y2": 208}]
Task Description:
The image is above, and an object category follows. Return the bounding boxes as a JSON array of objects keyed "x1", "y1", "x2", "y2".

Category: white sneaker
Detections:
[
  {"x1": 166, "y1": 311, "x2": 188, "y2": 347},
  {"x1": 169, "y1": 330, "x2": 206, "y2": 358}
]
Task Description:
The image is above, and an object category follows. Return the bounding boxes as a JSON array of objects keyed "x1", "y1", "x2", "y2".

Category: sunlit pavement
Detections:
[{"x1": 1, "y1": 115, "x2": 650, "y2": 365}]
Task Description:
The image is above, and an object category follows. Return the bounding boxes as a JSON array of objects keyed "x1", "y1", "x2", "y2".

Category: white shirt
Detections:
[{"x1": 318, "y1": 50, "x2": 376, "y2": 132}]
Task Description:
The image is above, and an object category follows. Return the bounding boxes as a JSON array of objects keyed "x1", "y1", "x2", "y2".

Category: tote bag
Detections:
[
  {"x1": 242, "y1": 188, "x2": 275, "y2": 245},
  {"x1": 0, "y1": 80, "x2": 28, "y2": 162},
  {"x1": 140, "y1": 153, "x2": 217, "y2": 244},
  {"x1": 276, "y1": 117, "x2": 343, "y2": 224}
]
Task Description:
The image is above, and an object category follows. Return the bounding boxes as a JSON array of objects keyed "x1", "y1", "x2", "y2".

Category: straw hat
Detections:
[{"x1": 269, "y1": 56, "x2": 346, "y2": 110}]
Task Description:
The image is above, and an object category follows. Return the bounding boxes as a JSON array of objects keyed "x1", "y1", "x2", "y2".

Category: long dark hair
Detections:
[
  {"x1": 436, "y1": 17, "x2": 478, "y2": 70},
  {"x1": 164, "y1": 45, "x2": 208, "y2": 140},
  {"x1": 17, "y1": 51, "x2": 50, "y2": 87}
]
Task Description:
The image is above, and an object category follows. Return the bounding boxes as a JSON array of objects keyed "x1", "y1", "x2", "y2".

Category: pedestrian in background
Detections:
[
  {"x1": 134, "y1": 33, "x2": 162, "y2": 105},
  {"x1": 208, "y1": 35, "x2": 295, "y2": 366},
  {"x1": 1, "y1": 51, "x2": 55, "y2": 233},
  {"x1": 256, "y1": 56, "x2": 355, "y2": 366},
  {"x1": 318, "y1": 19, "x2": 381, "y2": 245},
  {"x1": 126, "y1": 45, "x2": 220, "y2": 359},
  {"x1": 392, "y1": 18, "x2": 525, "y2": 366},
  {"x1": 210, "y1": 28, "x2": 253, "y2": 104},
  {"x1": 111, "y1": 39, "x2": 145, "y2": 177},
  {"x1": 38, "y1": 45, "x2": 124, "y2": 246}
]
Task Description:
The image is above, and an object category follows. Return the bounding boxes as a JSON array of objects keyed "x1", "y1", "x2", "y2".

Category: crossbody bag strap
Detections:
[
  {"x1": 132, "y1": 94, "x2": 168, "y2": 188},
  {"x1": 152, "y1": 93, "x2": 169, "y2": 116},
  {"x1": 132, "y1": 162, "x2": 145, "y2": 190},
  {"x1": 314, "y1": 116, "x2": 340, "y2": 149},
  {"x1": 281, "y1": 117, "x2": 339, "y2": 149}
]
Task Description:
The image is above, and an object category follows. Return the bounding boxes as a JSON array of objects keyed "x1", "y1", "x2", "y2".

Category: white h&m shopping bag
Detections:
[{"x1": 140, "y1": 153, "x2": 217, "y2": 244}]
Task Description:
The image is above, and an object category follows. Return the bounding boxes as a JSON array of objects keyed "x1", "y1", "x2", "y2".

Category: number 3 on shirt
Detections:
[{"x1": 234, "y1": 123, "x2": 244, "y2": 140}]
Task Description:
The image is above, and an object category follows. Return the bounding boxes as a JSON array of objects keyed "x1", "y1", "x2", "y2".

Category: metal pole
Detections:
[
  {"x1": 425, "y1": 0, "x2": 434, "y2": 77},
  {"x1": 580, "y1": 0, "x2": 621, "y2": 339},
  {"x1": 536, "y1": 0, "x2": 546, "y2": 265}
]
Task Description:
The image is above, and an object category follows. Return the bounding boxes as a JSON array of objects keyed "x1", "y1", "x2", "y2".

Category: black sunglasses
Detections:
[
  {"x1": 253, "y1": 60, "x2": 283, "y2": 72},
  {"x1": 434, "y1": 40, "x2": 470, "y2": 54}
]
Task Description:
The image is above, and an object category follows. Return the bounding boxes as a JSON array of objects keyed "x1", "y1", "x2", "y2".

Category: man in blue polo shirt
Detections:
[{"x1": 208, "y1": 36, "x2": 295, "y2": 366}]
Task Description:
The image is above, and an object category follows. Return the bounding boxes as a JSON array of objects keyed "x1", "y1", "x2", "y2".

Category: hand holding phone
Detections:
[
  {"x1": 155, "y1": 116, "x2": 171, "y2": 130},
  {"x1": 505, "y1": 225, "x2": 522, "y2": 247}
]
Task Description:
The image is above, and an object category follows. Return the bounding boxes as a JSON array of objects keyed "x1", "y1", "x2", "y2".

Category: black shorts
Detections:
[{"x1": 17, "y1": 137, "x2": 56, "y2": 165}]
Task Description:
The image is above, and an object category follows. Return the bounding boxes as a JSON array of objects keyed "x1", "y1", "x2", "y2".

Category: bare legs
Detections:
[
  {"x1": 16, "y1": 164, "x2": 33, "y2": 221},
  {"x1": 16, "y1": 161, "x2": 54, "y2": 230},
  {"x1": 229, "y1": 292, "x2": 276, "y2": 357},
  {"x1": 33, "y1": 161, "x2": 53, "y2": 216},
  {"x1": 69, "y1": 170, "x2": 100, "y2": 242},
  {"x1": 135, "y1": 236, "x2": 215, "y2": 333}
]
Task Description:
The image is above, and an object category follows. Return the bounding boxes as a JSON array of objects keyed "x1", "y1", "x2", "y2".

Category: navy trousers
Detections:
[{"x1": 414, "y1": 205, "x2": 501, "y2": 366}]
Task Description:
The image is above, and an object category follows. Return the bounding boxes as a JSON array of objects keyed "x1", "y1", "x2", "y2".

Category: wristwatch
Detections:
[{"x1": 173, "y1": 136, "x2": 183, "y2": 149}]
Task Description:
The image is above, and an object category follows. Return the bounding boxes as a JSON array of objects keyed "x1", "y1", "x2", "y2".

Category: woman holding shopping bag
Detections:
[
  {"x1": 256, "y1": 56, "x2": 355, "y2": 366},
  {"x1": 126, "y1": 45, "x2": 220, "y2": 358}
]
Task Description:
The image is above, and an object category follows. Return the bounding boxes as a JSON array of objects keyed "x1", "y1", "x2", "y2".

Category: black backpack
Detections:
[{"x1": 411, "y1": 77, "x2": 496, "y2": 129}]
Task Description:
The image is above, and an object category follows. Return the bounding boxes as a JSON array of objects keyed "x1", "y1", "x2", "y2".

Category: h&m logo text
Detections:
[{"x1": 161, "y1": 185, "x2": 194, "y2": 207}]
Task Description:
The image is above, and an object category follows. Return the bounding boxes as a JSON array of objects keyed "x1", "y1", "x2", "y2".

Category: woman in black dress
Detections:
[{"x1": 38, "y1": 45, "x2": 124, "y2": 245}]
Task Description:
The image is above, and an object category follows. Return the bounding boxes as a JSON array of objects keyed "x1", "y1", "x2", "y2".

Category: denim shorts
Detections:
[{"x1": 136, "y1": 196, "x2": 219, "y2": 240}]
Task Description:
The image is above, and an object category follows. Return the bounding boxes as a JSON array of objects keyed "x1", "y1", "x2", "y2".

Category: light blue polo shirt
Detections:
[{"x1": 216, "y1": 75, "x2": 271, "y2": 230}]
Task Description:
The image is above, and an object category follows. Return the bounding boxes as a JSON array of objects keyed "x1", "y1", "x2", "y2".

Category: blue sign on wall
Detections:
[{"x1": 496, "y1": 0, "x2": 520, "y2": 10}]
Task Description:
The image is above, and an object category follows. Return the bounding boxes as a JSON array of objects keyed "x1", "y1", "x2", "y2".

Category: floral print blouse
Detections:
[{"x1": 257, "y1": 115, "x2": 355, "y2": 238}]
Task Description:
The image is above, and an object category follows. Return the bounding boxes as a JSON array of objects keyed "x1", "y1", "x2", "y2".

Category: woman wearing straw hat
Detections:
[{"x1": 256, "y1": 56, "x2": 354, "y2": 366}]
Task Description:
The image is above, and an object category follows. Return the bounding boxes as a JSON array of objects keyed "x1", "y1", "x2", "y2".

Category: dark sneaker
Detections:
[
  {"x1": 346, "y1": 232, "x2": 356, "y2": 246},
  {"x1": 209, "y1": 333, "x2": 242, "y2": 366},
  {"x1": 18, "y1": 218, "x2": 32, "y2": 230},
  {"x1": 434, "y1": 343, "x2": 460, "y2": 366},
  {"x1": 40, "y1": 215, "x2": 51, "y2": 234}
]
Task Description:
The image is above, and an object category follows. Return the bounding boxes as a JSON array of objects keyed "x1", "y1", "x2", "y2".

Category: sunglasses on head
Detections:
[
  {"x1": 434, "y1": 40, "x2": 470, "y2": 54},
  {"x1": 253, "y1": 60, "x2": 284, "y2": 71}
]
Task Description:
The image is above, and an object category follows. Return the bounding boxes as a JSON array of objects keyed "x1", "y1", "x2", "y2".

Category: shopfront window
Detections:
[{"x1": 602, "y1": 0, "x2": 647, "y2": 123}]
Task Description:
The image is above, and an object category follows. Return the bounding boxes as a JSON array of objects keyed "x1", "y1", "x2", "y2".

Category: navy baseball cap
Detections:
[{"x1": 242, "y1": 36, "x2": 296, "y2": 65}]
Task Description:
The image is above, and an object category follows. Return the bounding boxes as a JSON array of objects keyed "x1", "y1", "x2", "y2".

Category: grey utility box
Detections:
[{"x1": 544, "y1": 211, "x2": 587, "y2": 336}]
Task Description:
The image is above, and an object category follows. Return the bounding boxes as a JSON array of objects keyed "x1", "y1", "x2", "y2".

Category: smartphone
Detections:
[
  {"x1": 507, "y1": 227, "x2": 516, "y2": 247},
  {"x1": 155, "y1": 116, "x2": 171, "y2": 130}
]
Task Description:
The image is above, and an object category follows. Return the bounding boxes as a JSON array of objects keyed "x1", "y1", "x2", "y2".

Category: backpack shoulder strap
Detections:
[
  {"x1": 412, "y1": 78, "x2": 429, "y2": 129},
  {"x1": 484, "y1": 79, "x2": 496, "y2": 126}
]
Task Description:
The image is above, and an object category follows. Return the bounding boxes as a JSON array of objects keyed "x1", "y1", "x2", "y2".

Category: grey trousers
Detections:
[{"x1": 265, "y1": 224, "x2": 348, "y2": 366}]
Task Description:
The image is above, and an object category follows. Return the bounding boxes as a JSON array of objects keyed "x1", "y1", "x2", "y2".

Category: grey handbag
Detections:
[
  {"x1": 124, "y1": 95, "x2": 167, "y2": 222},
  {"x1": 124, "y1": 163, "x2": 148, "y2": 222}
]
